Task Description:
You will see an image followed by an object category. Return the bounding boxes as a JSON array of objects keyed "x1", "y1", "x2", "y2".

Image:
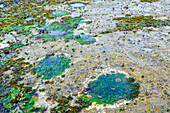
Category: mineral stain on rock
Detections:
[
  {"x1": 84, "y1": 73, "x2": 140, "y2": 105},
  {"x1": 35, "y1": 55, "x2": 71, "y2": 80}
]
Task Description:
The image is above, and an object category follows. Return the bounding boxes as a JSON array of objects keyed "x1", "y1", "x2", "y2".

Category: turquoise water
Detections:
[{"x1": 85, "y1": 73, "x2": 140, "y2": 104}]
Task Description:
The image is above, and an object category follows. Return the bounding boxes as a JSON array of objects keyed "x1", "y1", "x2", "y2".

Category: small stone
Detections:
[{"x1": 3, "y1": 49, "x2": 10, "y2": 54}]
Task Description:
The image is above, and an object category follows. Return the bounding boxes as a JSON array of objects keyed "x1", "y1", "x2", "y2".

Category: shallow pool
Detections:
[{"x1": 69, "y1": 3, "x2": 86, "y2": 8}]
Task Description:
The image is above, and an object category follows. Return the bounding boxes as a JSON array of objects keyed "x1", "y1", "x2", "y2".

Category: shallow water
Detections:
[
  {"x1": 48, "y1": 30, "x2": 67, "y2": 38},
  {"x1": 69, "y1": 3, "x2": 86, "y2": 8},
  {"x1": 0, "y1": 0, "x2": 169, "y2": 113}
]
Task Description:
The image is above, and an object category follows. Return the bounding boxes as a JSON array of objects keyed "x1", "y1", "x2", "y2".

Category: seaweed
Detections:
[
  {"x1": 84, "y1": 73, "x2": 140, "y2": 105},
  {"x1": 113, "y1": 16, "x2": 170, "y2": 31},
  {"x1": 35, "y1": 55, "x2": 71, "y2": 80},
  {"x1": 50, "y1": 94, "x2": 92, "y2": 113}
]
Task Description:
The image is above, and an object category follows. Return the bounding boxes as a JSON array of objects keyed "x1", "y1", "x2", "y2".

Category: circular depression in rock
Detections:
[
  {"x1": 35, "y1": 55, "x2": 71, "y2": 80},
  {"x1": 83, "y1": 73, "x2": 140, "y2": 105},
  {"x1": 51, "y1": 10, "x2": 69, "y2": 17},
  {"x1": 69, "y1": 2, "x2": 86, "y2": 8}
]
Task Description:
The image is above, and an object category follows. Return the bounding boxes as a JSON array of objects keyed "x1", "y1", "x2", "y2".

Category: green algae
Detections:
[
  {"x1": 0, "y1": 57, "x2": 31, "y2": 74},
  {"x1": 0, "y1": 59, "x2": 10, "y2": 65},
  {"x1": 50, "y1": 17, "x2": 84, "y2": 31},
  {"x1": 35, "y1": 55, "x2": 71, "y2": 80},
  {"x1": 63, "y1": 33, "x2": 96, "y2": 45},
  {"x1": 85, "y1": 73, "x2": 140, "y2": 105},
  {"x1": 101, "y1": 15, "x2": 170, "y2": 34},
  {"x1": 1, "y1": 42, "x2": 26, "y2": 51},
  {"x1": 0, "y1": 86, "x2": 35, "y2": 113},
  {"x1": 32, "y1": 17, "x2": 84, "y2": 42},
  {"x1": 0, "y1": 82, "x2": 44, "y2": 113},
  {"x1": 113, "y1": 16, "x2": 170, "y2": 31},
  {"x1": 74, "y1": 34, "x2": 96, "y2": 44},
  {"x1": 0, "y1": 1, "x2": 84, "y2": 43},
  {"x1": 63, "y1": 33, "x2": 74, "y2": 41},
  {"x1": 39, "y1": 88, "x2": 46, "y2": 92},
  {"x1": 32, "y1": 34, "x2": 56, "y2": 42},
  {"x1": 0, "y1": 2, "x2": 63, "y2": 36},
  {"x1": 51, "y1": 96, "x2": 72, "y2": 113},
  {"x1": 75, "y1": 94, "x2": 92, "y2": 108},
  {"x1": 50, "y1": 94, "x2": 92, "y2": 113},
  {"x1": 11, "y1": 43, "x2": 26, "y2": 49},
  {"x1": 0, "y1": 57, "x2": 44, "y2": 113}
]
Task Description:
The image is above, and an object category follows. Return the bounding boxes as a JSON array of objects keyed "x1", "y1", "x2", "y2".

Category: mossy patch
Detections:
[
  {"x1": 35, "y1": 55, "x2": 71, "y2": 80},
  {"x1": 11, "y1": 42, "x2": 26, "y2": 49},
  {"x1": 0, "y1": 85, "x2": 36, "y2": 113},
  {"x1": 100, "y1": 15, "x2": 169, "y2": 34},
  {"x1": 0, "y1": 80, "x2": 45, "y2": 113},
  {"x1": 50, "y1": 94, "x2": 92, "y2": 113},
  {"x1": 32, "y1": 34, "x2": 56, "y2": 42},
  {"x1": 0, "y1": 57, "x2": 32, "y2": 74},
  {"x1": 0, "y1": 42, "x2": 26, "y2": 51},
  {"x1": 113, "y1": 16, "x2": 170, "y2": 31},
  {"x1": 0, "y1": 57, "x2": 44, "y2": 113},
  {"x1": 84, "y1": 73, "x2": 140, "y2": 105},
  {"x1": 0, "y1": 2, "x2": 70, "y2": 36},
  {"x1": 32, "y1": 17, "x2": 84, "y2": 42},
  {"x1": 0, "y1": 4, "x2": 50, "y2": 35},
  {"x1": 0, "y1": 2, "x2": 84, "y2": 43},
  {"x1": 75, "y1": 94, "x2": 92, "y2": 108}
]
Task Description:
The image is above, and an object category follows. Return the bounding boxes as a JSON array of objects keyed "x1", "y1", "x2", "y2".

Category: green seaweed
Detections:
[
  {"x1": 101, "y1": 15, "x2": 170, "y2": 34},
  {"x1": 50, "y1": 94, "x2": 92, "y2": 113},
  {"x1": 35, "y1": 55, "x2": 71, "y2": 80},
  {"x1": 1, "y1": 42, "x2": 26, "y2": 51},
  {"x1": 0, "y1": 57, "x2": 45, "y2": 112},
  {"x1": 12, "y1": 43, "x2": 26, "y2": 49},
  {"x1": 0, "y1": 86, "x2": 34, "y2": 112},
  {"x1": 31, "y1": 17, "x2": 84, "y2": 42},
  {"x1": 0, "y1": 2, "x2": 59, "y2": 36},
  {"x1": 113, "y1": 16, "x2": 170, "y2": 31},
  {"x1": 85, "y1": 73, "x2": 140, "y2": 105},
  {"x1": 0, "y1": 84, "x2": 44, "y2": 113},
  {"x1": 75, "y1": 94, "x2": 92, "y2": 108}
]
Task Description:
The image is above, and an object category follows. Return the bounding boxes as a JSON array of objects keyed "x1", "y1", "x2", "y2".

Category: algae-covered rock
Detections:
[
  {"x1": 85, "y1": 73, "x2": 140, "y2": 105},
  {"x1": 36, "y1": 55, "x2": 71, "y2": 80}
]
